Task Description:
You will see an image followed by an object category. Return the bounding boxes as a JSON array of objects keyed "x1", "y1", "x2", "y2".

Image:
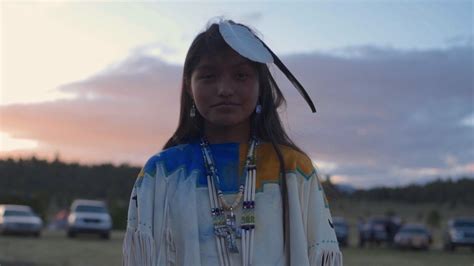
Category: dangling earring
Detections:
[
  {"x1": 190, "y1": 102, "x2": 196, "y2": 118},
  {"x1": 252, "y1": 103, "x2": 262, "y2": 137}
]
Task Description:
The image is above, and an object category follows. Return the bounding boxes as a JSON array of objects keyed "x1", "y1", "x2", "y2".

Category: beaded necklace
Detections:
[{"x1": 200, "y1": 136, "x2": 258, "y2": 266}]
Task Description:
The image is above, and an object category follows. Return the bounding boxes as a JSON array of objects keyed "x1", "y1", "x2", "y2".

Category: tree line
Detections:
[
  {"x1": 0, "y1": 156, "x2": 472, "y2": 230},
  {"x1": 0, "y1": 156, "x2": 139, "y2": 230},
  {"x1": 344, "y1": 177, "x2": 473, "y2": 205}
]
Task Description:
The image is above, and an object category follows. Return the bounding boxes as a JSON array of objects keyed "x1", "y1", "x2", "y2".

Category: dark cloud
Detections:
[
  {"x1": 279, "y1": 45, "x2": 473, "y2": 186},
  {"x1": 1, "y1": 44, "x2": 472, "y2": 187}
]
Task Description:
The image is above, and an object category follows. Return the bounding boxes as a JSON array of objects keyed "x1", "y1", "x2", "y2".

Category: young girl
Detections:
[{"x1": 123, "y1": 19, "x2": 342, "y2": 266}]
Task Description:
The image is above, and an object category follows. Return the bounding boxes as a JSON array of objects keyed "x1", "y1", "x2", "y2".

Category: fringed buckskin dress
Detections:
[{"x1": 123, "y1": 141, "x2": 342, "y2": 266}]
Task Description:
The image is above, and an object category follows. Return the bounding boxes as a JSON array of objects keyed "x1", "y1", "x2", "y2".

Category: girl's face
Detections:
[{"x1": 190, "y1": 49, "x2": 259, "y2": 129}]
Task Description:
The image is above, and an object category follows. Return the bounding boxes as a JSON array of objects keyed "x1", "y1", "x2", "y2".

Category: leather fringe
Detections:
[
  {"x1": 310, "y1": 249, "x2": 343, "y2": 266},
  {"x1": 123, "y1": 228, "x2": 156, "y2": 266}
]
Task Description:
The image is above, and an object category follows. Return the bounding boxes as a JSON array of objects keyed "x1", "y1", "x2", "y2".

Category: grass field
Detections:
[
  {"x1": 331, "y1": 199, "x2": 474, "y2": 265},
  {"x1": 0, "y1": 230, "x2": 472, "y2": 266},
  {"x1": 0, "y1": 230, "x2": 123, "y2": 266}
]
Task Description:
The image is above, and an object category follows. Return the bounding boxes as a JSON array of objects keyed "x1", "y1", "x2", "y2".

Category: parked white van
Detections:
[
  {"x1": 67, "y1": 199, "x2": 112, "y2": 239},
  {"x1": 0, "y1": 204, "x2": 43, "y2": 237}
]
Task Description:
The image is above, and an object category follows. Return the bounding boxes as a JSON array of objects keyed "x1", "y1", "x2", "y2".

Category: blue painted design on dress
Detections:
[
  {"x1": 208, "y1": 143, "x2": 240, "y2": 194},
  {"x1": 143, "y1": 142, "x2": 241, "y2": 193},
  {"x1": 161, "y1": 143, "x2": 202, "y2": 177}
]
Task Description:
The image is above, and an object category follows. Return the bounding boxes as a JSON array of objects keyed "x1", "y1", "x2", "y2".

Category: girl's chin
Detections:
[{"x1": 205, "y1": 115, "x2": 250, "y2": 128}]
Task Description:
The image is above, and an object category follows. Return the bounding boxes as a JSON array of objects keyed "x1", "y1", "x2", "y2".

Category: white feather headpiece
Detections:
[{"x1": 218, "y1": 20, "x2": 316, "y2": 113}]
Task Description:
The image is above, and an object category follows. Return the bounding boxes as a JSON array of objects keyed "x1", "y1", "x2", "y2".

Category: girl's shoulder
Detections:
[
  {"x1": 137, "y1": 143, "x2": 200, "y2": 179},
  {"x1": 257, "y1": 142, "x2": 315, "y2": 178}
]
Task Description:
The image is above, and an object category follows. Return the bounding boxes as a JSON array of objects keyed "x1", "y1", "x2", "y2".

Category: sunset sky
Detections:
[{"x1": 1, "y1": 1, "x2": 473, "y2": 188}]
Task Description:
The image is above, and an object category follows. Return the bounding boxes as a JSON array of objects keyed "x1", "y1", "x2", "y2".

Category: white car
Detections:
[
  {"x1": 443, "y1": 217, "x2": 474, "y2": 250},
  {"x1": 0, "y1": 204, "x2": 43, "y2": 237},
  {"x1": 394, "y1": 224, "x2": 432, "y2": 250},
  {"x1": 67, "y1": 199, "x2": 112, "y2": 239}
]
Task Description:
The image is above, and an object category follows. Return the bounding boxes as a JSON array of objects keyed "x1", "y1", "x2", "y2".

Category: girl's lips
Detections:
[{"x1": 212, "y1": 103, "x2": 240, "y2": 107}]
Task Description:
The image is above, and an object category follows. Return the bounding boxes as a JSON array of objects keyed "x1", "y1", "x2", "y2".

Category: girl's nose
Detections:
[{"x1": 216, "y1": 76, "x2": 235, "y2": 97}]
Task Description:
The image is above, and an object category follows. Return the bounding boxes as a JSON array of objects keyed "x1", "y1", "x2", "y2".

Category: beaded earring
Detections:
[
  {"x1": 255, "y1": 104, "x2": 262, "y2": 114},
  {"x1": 190, "y1": 103, "x2": 196, "y2": 118}
]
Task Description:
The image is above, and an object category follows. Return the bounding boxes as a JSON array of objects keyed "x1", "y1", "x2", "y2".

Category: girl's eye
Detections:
[
  {"x1": 200, "y1": 74, "x2": 215, "y2": 80},
  {"x1": 237, "y1": 72, "x2": 249, "y2": 80}
]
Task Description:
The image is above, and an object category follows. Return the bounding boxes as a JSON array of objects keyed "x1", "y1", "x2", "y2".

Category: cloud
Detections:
[
  {"x1": 1, "y1": 54, "x2": 182, "y2": 164},
  {"x1": 1, "y1": 44, "x2": 472, "y2": 188},
  {"x1": 279, "y1": 45, "x2": 473, "y2": 187}
]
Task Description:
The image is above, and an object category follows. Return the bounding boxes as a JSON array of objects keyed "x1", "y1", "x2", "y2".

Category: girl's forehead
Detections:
[{"x1": 196, "y1": 49, "x2": 253, "y2": 69}]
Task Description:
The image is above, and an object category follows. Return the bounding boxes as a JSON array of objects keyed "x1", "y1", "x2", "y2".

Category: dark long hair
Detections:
[{"x1": 163, "y1": 20, "x2": 308, "y2": 260}]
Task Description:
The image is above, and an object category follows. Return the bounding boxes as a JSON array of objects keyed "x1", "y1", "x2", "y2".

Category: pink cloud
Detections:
[{"x1": 1, "y1": 45, "x2": 472, "y2": 187}]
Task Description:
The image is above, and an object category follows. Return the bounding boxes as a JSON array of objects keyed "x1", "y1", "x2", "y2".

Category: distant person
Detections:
[
  {"x1": 357, "y1": 216, "x2": 366, "y2": 247},
  {"x1": 122, "y1": 19, "x2": 342, "y2": 266}
]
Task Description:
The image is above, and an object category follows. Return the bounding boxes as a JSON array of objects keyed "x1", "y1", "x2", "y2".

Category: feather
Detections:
[
  {"x1": 219, "y1": 20, "x2": 317, "y2": 113},
  {"x1": 259, "y1": 38, "x2": 317, "y2": 113},
  {"x1": 219, "y1": 21, "x2": 273, "y2": 64}
]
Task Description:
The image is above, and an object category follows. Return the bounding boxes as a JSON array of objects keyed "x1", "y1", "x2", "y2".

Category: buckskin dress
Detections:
[{"x1": 122, "y1": 141, "x2": 342, "y2": 266}]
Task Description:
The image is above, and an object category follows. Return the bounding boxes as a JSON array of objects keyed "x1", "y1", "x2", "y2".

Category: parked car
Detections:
[
  {"x1": 394, "y1": 223, "x2": 432, "y2": 250},
  {"x1": 359, "y1": 216, "x2": 401, "y2": 247},
  {"x1": 443, "y1": 217, "x2": 474, "y2": 251},
  {"x1": 0, "y1": 204, "x2": 43, "y2": 237},
  {"x1": 67, "y1": 199, "x2": 112, "y2": 239},
  {"x1": 332, "y1": 217, "x2": 349, "y2": 247}
]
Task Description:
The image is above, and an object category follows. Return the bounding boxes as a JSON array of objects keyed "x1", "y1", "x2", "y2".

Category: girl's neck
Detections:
[{"x1": 204, "y1": 120, "x2": 251, "y2": 144}]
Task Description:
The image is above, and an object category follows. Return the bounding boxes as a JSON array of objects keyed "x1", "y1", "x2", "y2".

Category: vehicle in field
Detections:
[
  {"x1": 332, "y1": 216, "x2": 349, "y2": 247},
  {"x1": 358, "y1": 216, "x2": 401, "y2": 247},
  {"x1": 443, "y1": 217, "x2": 474, "y2": 251},
  {"x1": 394, "y1": 223, "x2": 432, "y2": 250},
  {"x1": 0, "y1": 204, "x2": 43, "y2": 237},
  {"x1": 66, "y1": 199, "x2": 112, "y2": 239}
]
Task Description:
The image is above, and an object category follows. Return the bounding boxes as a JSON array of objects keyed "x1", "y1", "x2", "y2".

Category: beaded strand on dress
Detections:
[
  {"x1": 241, "y1": 139, "x2": 257, "y2": 266},
  {"x1": 202, "y1": 144, "x2": 231, "y2": 266},
  {"x1": 201, "y1": 137, "x2": 258, "y2": 266}
]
